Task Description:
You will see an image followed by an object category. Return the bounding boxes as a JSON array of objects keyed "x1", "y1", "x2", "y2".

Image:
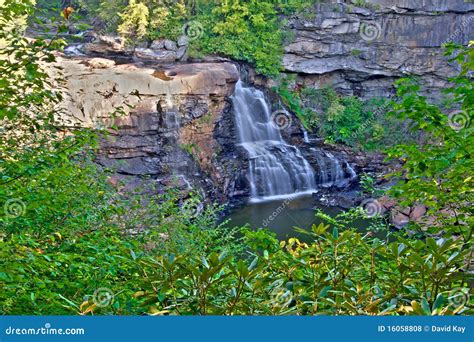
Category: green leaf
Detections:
[
  {"x1": 318, "y1": 286, "x2": 332, "y2": 298},
  {"x1": 432, "y1": 294, "x2": 445, "y2": 312},
  {"x1": 421, "y1": 299, "x2": 431, "y2": 315}
]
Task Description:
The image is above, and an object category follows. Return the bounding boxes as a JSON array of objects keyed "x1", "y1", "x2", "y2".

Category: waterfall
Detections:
[
  {"x1": 232, "y1": 81, "x2": 317, "y2": 202},
  {"x1": 302, "y1": 125, "x2": 310, "y2": 143},
  {"x1": 311, "y1": 148, "x2": 357, "y2": 188},
  {"x1": 164, "y1": 91, "x2": 180, "y2": 130}
]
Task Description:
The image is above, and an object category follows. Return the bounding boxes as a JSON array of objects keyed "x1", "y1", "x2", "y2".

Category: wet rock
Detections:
[
  {"x1": 314, "y1": 189, "x2": 361, "y2": 209},
  {"x1": 64, "y1": 44, "x2": 86, "y2": 56}
]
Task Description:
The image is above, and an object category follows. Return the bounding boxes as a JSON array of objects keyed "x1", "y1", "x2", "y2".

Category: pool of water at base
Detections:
[{"x1": 224, "y1": 195, "x2": 371, "y2": 242}]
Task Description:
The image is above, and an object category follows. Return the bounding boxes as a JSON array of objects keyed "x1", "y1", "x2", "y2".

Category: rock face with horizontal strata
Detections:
[
  {"x1": 282, "y1": 0, "x2": 473, "y2": 100},
  {"x1": 59, "y1": 56, "x2": 242, "y2": 201}
]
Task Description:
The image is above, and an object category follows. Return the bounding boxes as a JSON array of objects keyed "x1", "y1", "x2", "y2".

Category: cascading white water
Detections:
[
  {"x1": 232, "y1": 81, "x2": 317, "y2": 202},
  {"x1": 302, "y1": 125, "x2": 310, "y2": 143},
  {"x1": 311, "y1": 148, "x2": 357, "y2": 188}
]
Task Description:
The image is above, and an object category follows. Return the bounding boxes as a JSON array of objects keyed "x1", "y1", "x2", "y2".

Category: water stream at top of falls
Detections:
[{"x1": 231, "y1": 81, "x2": 318, "y2": 202}]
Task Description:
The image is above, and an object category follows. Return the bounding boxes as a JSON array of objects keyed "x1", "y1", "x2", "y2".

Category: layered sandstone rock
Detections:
[
  {"x1": 282, "y1": 0, "x2": 473, "y2": 99},
  {"x1": 59, "y1": 56, "x2": 240, "y2": 200}
]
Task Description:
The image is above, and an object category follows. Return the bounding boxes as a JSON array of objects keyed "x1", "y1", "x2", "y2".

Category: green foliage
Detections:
[
  {"x1": 82, "y1": 0, "x2": 311, "y2": 75},
  {"x1": 1, "y1": 188, "x2": 242, "y2": 314},
  {"x1": 189, "y1": 0, "x2": 313, "y2": 75},
  {"x1": 1, "y1": 228, "x2": 144, "y2": 314},
  {"x1": 275, "y1": 80, "x2": 413, "y2": 150},
  {"x1": 273, "y1": 76, "x2": 319, "y2": 129},
  {"x1": 192, "y1": 0, "x2": 283, "y2": 75},
  {"x1": 0, "y1": 0, "x2": 106, "y2": 237},
  {"x1": 117, "y1": 0, "x2": 150, "y2": 41},
  {"x1": 148, "y1": 0, "x2": 187, "y2": 40},
  {"x1": 0, "y1": 0, "x2": 240, "y2": 315},
  {"x1": 359, "y1": 173, "x2": 378, "y2": 195},
  {"x1": 134, "y1": 224, "x2": 471, "y2": 315},
  {"x1": 386, "y1": 44, "x2": 474, "y2": 243},
  {"x1": 72, "y1": 0, "x2": 128, "y2": 34}
]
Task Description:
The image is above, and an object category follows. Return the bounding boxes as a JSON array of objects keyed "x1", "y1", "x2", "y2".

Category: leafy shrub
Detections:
[
  {"x1": 0, "y1": 1, "x2": 241, "y2": 315},
  {"x1": 134, "y1": 223, "x2": 471, "y2": 315},
  {"x1": 117, "y1": 0, "x2": 149, "y2": 40},
  {"x1": 386, "y1": 43, "x2": 474, "y2": 243},
  {"x1": 275, "y1": 80, "x2": 413, "y2": 150},
  {"x1": 1, "y1": 228, "x2": 144, "y2": 315}
]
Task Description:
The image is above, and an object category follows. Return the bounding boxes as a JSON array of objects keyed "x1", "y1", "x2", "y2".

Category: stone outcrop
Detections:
[
  {"x1": 59, "y1": 56, "x2": 240, "y2": 200},
  {"x1": 378, "y1": 196, "x2": 429, "y2": 229},
  {"x1": 134, "y1": 37, "x2": 189, "y2": 63},
  {"x1": 66, "y1": 34, "x2": 190, "y2": 64},
  {"x1": 283, "y1": 0, "x2": 473, "y2": 99}
]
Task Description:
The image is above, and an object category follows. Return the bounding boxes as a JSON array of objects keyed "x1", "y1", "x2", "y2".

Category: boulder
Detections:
[
  {"x1": 150, "y1": 39, "x2": 165, "y2": 50},
  {"x1": 177, "y1": 35, "x2": 189, "y2": 47},
  {"x1": 133, "y1": 48, "x2": 177, "y2": 63},
  {"x1": 164, "y1": 39, "x2": 178, "y2": 51},
  {"x1": 410, "y1": 204, "x2": 427, "y2": 221},
  {"x1": 391, "y1": 210, "x2": 410, "y2": 229},
  {"x1": 85, "y1": 58, "x2": 116, "y2": 69},
  {"x1": 176, "y1": 46, "x2": 188, "y2": 61},
  {"x1": 378, "y1": 195, "x2": 397, "y2": 210},
  {"x1": 83, "y1": 34, "x2": 129, "y2": 56}
]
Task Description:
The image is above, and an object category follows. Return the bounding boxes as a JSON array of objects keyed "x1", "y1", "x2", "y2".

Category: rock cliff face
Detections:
[
  {"x1": 283, "y1": 0, "x2": 473, "y2": 99},
  {"x1": 60, "y1": 56, "x2": 240, "y2": 200}
]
